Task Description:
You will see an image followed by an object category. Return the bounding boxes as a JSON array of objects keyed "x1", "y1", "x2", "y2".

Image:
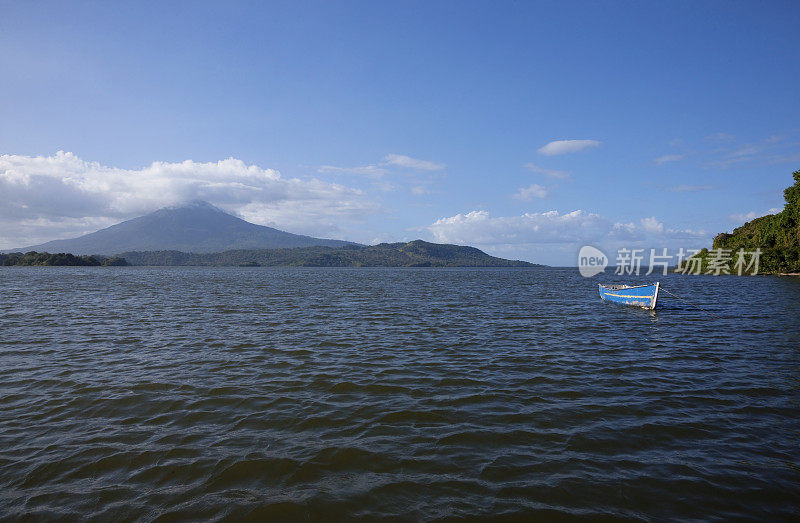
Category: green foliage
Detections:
[
  {"x1": 678, "y1": 169, "x2": 800, "y2": 274},
  {"x1": 101, "y1": 256, "x2": 129, "y2": 266},
  {"x1": 119, "y1": 240, "x2": 537, "y2": 267},
  {"x1": 0, "y1": 252, "x2": 128, "y2": 267},
  {"x1": 783, "y1": 169, "x2": 800, "y2": 224}
]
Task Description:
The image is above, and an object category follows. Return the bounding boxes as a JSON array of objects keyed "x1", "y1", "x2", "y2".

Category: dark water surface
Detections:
[{"x1": 1, "y1": 267, "x2": 799, "y2": 520}]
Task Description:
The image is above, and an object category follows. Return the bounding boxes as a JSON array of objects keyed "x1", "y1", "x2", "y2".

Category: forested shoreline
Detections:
[
  {"x1": 0, "y1": 252, "x2": 128, "y2": 266},
  {"x1": 1, "y1": 241, "x2": 535, "y2": 268}
]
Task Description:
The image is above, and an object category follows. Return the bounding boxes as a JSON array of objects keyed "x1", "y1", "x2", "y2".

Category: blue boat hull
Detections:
[{"x1": 598, "y1": 282, "x2": 659, "y2": 309}]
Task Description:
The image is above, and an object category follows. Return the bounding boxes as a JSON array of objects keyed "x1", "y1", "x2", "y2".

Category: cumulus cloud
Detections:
[
  {"x1": 640, "y1": 216, "x2": 664, "y2": 233},
  {"x1": 609, "y1": 217, "x2": 707, "y2": 242},
  {"x1": 513, "y1": 184, "x2": 548, "y2": 201},
  {"x1": 0, "y1": 151, "x2": 377, "y2": 248},
  {"x1": 428, "y1": 210, "x2": 610, "y2": 245},
  {"x1": 537, "y1": 139, "x2": 601, "y2": 156},
  {"x1": 383, "y1": 154, "x2": 444, "y2": 171},
  {"x1": 654, "y1": 154, "x2": 684, "y2": 164},
  {"x1": 729, "y1": 208, "x2": 782, "y2": 223},
  {"x1": 426, "y1": 209, "x2": 709, "y2": 265},
  {"x1": 523, "y1": 162, "x2": 570, "y2": 179}
]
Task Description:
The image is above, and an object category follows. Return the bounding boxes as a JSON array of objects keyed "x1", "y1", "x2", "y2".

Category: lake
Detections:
[{"x1": 1, "y1": 267, "x2": 798, "y2": 519}]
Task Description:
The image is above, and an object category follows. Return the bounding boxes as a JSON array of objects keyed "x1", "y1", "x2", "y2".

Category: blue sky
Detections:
[{"x1": 1, "y1": 1, "x2": 799, "y2": 264}]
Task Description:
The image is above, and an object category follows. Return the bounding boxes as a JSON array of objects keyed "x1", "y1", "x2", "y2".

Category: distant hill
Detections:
[
  {"x1": 680, "y1": 169, "x2": 800, "y2": 274},
  {"x1": 12, "y1": 201, "x2": 357, "y2": 254},
  {"x1": 119, "y1": 240, "x2": 537, "y2": 267}
]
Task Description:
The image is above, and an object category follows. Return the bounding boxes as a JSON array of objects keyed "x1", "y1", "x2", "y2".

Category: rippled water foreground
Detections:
[{"x1": 1, "y1": 267, "x2": 799, "y2": 519}]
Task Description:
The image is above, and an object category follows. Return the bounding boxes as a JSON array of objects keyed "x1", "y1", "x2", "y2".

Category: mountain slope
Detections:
[{"x1": 13, "y1": 201, "x2": 356, "y2": 254}]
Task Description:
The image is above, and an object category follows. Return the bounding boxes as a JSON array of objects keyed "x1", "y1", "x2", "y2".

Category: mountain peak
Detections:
[
  {"x1": 166, "y1": 200, "x2": 224, "y2": 212},
  {"x1": 12, "y1": 202, "x2": 358, "y2": 254}
]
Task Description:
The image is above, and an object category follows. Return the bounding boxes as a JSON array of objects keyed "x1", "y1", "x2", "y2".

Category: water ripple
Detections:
[{"x1": 1, "y1": 267, "x2": 799, "y2": 519}]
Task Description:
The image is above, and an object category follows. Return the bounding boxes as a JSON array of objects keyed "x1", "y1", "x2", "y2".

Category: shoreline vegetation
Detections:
[
  {"x1": 1, "y1": 240, "x2": 536, "y2": 268},
  {"x1": 0, "y1": 252, "x2": 128, "y2": 267},
  {"x1": 677, "y1": 169, "x2": 800, "y2": 275}
]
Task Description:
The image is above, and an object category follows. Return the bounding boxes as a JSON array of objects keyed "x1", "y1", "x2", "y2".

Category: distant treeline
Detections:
[
  {"x1": 120, "y1": 240, "x2": 536, "y2": 267},
  {"x1": 0, "y1": 251, "x2": 128, "y2": 266}
]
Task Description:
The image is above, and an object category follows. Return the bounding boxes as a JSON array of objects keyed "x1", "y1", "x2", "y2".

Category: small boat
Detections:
[{"x1": 598, "y1": 282, "x2": 659, "y2": 309}]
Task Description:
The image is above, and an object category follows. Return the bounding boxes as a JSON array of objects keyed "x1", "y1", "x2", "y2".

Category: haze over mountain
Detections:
[{"x1": 13, "y1": 201, "x2": 357, "y2": 255}]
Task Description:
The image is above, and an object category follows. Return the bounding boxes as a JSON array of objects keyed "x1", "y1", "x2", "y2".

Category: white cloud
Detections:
[
  {"x1": 513, "y1": 184, "x2": 548, "y2": 201},
  {"x1": 1, "y1": 216, "x2": 122, "y2": 249},
  {"x1": 376, "y1": 181, "x2": 399, "y2": 192},
  {"x1": 708, "y1": 135, "x2": 799, "y2": 169},
  {"x1": 0, "y1": 151, "x2": 378, "y2": 248},
  {"x1": 523, "y1": 162, "x2": 570, "y2": 179},
  {"x1": 609, "y1": 217, "x2": 705, "y2": 242},
  {"x1": 428, "y1": 210, "x2": 706, "y2": 247},
  {"x1": 317, "y1": 164, "x2": 388, "y2": 177},
  {"x1": 770, "y1": 151, "x2": 800, "y2": 165},
  {"x1": 654, "y1": 154, "x2": 684, "y2": 164},
  {"x1": 537, "y1": 139, "x2": 601, "y2": 156},
  {"x1": 707, "y1": 156, "x2": 753, "y2": 169},
  {"x1": 428, "y1": 210, "x2": 610, "y2": 245},
  {"x1": 669, "y1": 185, "x2": 714, "y2": 192},
  {"x1": 383, "y1": 154, "x2": 444, "y2": 171},
  {"x1": 640, "y1": 216, "x2": 664, "y2": 233},
  {"x1": 426, "y1": 210, "x2": 709, "y2": 265},
  {"x1": 317, "y1": 152, "x2": 445, "y2": 195},
  {"x1": 728, "y1": 144, "x2": 764, "y2": 158},
  {"x1": 322, "y1": 153, "x2": 445, "y2": 174},
  {"x1": 729, "y1": 208, "x2": 782, "y2": 223}
]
